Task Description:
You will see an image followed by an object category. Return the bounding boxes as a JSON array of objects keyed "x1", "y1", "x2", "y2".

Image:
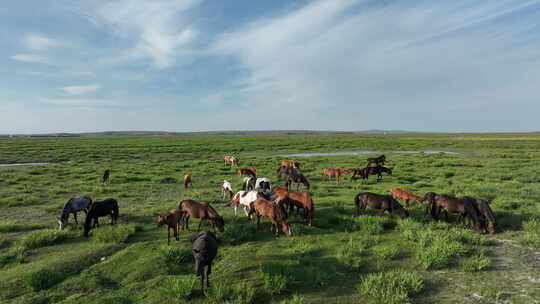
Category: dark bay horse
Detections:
[
  {"x1": 83, "y1": 198, "x2": 119, "y2": 237},
  {"x1": 238, "y1": 168, "x2": 256, "y2": 178},
  {"x1": 424, "y1": 193, "x2": 482, "y2": 230},
  {"x1": 362, "y1": 166, "x2": 392, "y2": 181},
  {"x1": 367, "y1": 155, "x2": 386, "y2": 166},
  {"x1": 354, "y1": 192, "x2": 409, "y2": 219},
  {"x1": 191, "y1": 231, "x2": 218, "y2": 293},
  {"x1": 157, "y1": 209, "x2": 183, "y2": 245},
  {"x1": 102, "y1": 169, "x2": 111, "y2": 184},
  {"x1": 179, "y1": 199, "x2": 224, "y2": 233},
  {"x1": 463, "y1": 196, "x2": 497, "y2": 234},
  {"x1": 58, "y1": 196, "x2": 92, "y2": 230}
]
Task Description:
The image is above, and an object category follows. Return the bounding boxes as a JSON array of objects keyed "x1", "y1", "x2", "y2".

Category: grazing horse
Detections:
[
  {"x1": 102, "y1": 169, "x2": 111, "y2": 184},
  {"x1": 283, "y1": 169, "x2": 310, "y2": 191},
  {"x1": 157, "y1": 209, "x2": 183, "y2": 245},
  {"x1": 83, "y1": 198, "x2": 119, "y2": 237},
  {"x1": 463, "y1": 197, "x2": 497, "y2": 234},
  {"x1": 238, "y1": 168, "x2": 256, "y2": 178},
  {"x1": 323, "y1": 168, "x2": 352, "y2": 183},
  {"x1": 250, "y1": 197, "x2": 292, "y2": 237},
  {"x1": 425, "y1": 193, "x2": 482, "y2": 230},
  {"x1": 230, "y1": 191, "x2": 259, "y2": 218},
  {"x1": 224, "y1": 155, "x2": 238, "y2": 167},
  {"x1": 391, "y1": 188, "x2": 423, "y2": 208},
  {"x1": 286, "y1": 191, "x2": 315, "y2": 226},
  {"x1": 183, "y1": 173, "x2": 192, "y2": 189},
  {"x1": 242, "y1": 176, "x2": 256, "y2": 191},
  {"x1": 220, "y1": 180, "x2": 234, "y2": 200},
  {"x1": 58, "y1": 195, "x2": 92, "y2": 230},
  {"x1": 350, "y1": 168, "x2": 367, "y2": 180},
  {"x1": 191, "y1": 231, "x2": 218, "y2": 293},
  {"x1": 281, "y1": 160, "x2": 300, "y2": 169},
  {"x1": 255, "y1": 177, "x2": 272, "y2": 193},
  {"x1": 179, "y1": 199, "x2": 224, "y2": 232},
  {"x1": 367, "y1": 155, "x2": 386, "y2": 166},
  {"x1": 354, "y1": 192, "x2": 409, "y2": 219},
  {"x1": 361, "y1": 166, "x2": 392, "y2": 181}
]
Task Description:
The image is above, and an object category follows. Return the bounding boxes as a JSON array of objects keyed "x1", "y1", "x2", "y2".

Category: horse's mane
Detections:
[
  {"x1": 206, "y1": 204, "x2": 221, "y2": 218},
  {"x1": 60, "y1": 198, "x2": 74, "y2": 218}
]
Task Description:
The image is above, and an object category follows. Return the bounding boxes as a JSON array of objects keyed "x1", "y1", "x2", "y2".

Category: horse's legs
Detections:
[
  {"x1": 206, "y1": 264, "x2": 212, "y2": 288},
  {"x1": 73, "y1": 212, "x2": 78, "y2": 224},
  {"x1": 167, "y1": 227, "x2": 171, "y2": 245},
  {"x1": 197, "y1": 219, "x2": 203, "y2": 231},
  {"x1": 256, "y1": 215, "x2": 261, "y2": 229}
]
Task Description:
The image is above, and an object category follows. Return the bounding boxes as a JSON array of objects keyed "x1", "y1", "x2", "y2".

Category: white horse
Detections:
[
  {"x1": 221, "y1": 180, "x2": 234, "y2": 199},
  {"x1": 231, "y1": 190, "x2": 259, "y2": 218},
  {"x1": 254, "y1": 177, "x2": 272, "y2": 193}
]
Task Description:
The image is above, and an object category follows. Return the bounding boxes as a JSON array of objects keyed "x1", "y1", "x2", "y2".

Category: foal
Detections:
[
  {"x1": 157, "y1": 209, "x2": 183, "y2": 245},
  {"x1": 391, "y1": 188, "x2": 423, "y2": 208},
  {"x1": 250, "y1": 197, "x2": 292, "y2": 237},
  {"x1": 183, "y1": 173, "x2": 192, "y2": 189}
]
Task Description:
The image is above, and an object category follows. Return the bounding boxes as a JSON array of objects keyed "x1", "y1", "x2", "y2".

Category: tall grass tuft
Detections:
[
  {"x1": 92, "y1": 224, "x2": 137, "y2": 244},
  {"x1": 354, "y1": 215, "x2": 394, "y2": 234},
  {"x1": 261, "y1": 263, "x2": 292, "y2": 297},
  {"x1": 281, "y1": 294, "x2": 305, "y2": 304},
  {"x1": 159, "y1": 275, "x2": 197, "y2": 302},
  {"x1": 207, "y1": 281, "x2": 255, "y2": 304},
  {"x1": 521, "y1": 218, "x2": 540, "y2": 248},
  {"x1": 358, "y1": 270, "x2": 423, "y2": 304},
  {"x1": 460, "y1": 251, "x2": 490, "y2": 272},
  {"x1": 16, "y1": 229, "x2": 68, "y2": 252}
]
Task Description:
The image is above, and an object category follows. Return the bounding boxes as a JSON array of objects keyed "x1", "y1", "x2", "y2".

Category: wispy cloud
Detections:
[
  {"x1": 91, "y1": 0, "x2": 202, "y2": 68},
  {"x1": 11, "y1": 53, "x2": 50, "y2": 64},
  {"x1": 62, "y1": 84, "x2": 101, "y2": 95},
  {"x1": 23, "y1": 34, "x2": 61, "y2": 51}
]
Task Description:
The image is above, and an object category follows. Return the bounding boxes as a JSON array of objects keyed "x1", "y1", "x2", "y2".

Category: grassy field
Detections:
[{"x1": 0, "y1": 133, "x2": 540, "y2": 304}]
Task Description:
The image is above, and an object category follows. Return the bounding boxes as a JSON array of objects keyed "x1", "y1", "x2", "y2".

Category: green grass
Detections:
[
  {"x1": 0, "y1": 133, "x2": 539, "y2": 303},
  {"x1": 358, "y1": 269, "x2": 423, "y2": 304}
]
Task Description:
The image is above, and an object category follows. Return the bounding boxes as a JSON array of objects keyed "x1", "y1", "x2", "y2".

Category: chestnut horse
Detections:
[
  {"x1": 157, "y1": 209, "x2": 183, "y2": 245},
  {"x1": 271, "y1": 186, "x2": 314, "y2": 225},
  {"x1": 281, "y1": 160, "x2": 300, "y2": 169},
  {"x1": 354, "y1": 192, "x2": 409, "y2": 219},
  {"x1": 391, "y1": 188, "x2": 423, "y2": 208},
  {"x1": 179, "y1": 199, "x2": 224, "y2": 232},
  {"x1": 323, "y1": 168, "x2": 352, "y2": 183},
  {"x1": 424, "y1": 192, "x2": 482, "y2": 230},
  {"x1": 250, "y1": 197, "x2": 291, "y2": 237},
  {"x1": 238, "y1": 168, "x2": 256, "y2": 178},
  {"x1": 183, "y1": 173, "x2": 192, "y2": 189}
]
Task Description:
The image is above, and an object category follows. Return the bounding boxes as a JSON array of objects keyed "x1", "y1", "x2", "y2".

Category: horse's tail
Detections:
[{"x1": 354, "y1": 193, "x2": 363, "y2": 215}]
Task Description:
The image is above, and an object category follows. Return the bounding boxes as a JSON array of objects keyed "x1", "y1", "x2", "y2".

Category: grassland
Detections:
[{"x1": 0, "y1": 133, "x2": 539, "y2": 303}]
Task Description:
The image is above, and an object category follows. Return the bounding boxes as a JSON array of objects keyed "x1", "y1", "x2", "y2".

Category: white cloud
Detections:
[
  {"x1": 11, "y1": 53, "x2": 50, "y2": 64},
  {"x1": 23, "y1": 34, "x2": 60, "y2": 51},
  {"x1": 91, "y1": 0, "x2": 201, "y2": 68},
  {"x1": 62, "y1": 84, "x2": 101, "y2": 95}
]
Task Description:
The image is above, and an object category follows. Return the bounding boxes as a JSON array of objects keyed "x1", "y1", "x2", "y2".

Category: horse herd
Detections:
[{"x1": 56, "y1": 153, "x2": 497, "y2": 292}]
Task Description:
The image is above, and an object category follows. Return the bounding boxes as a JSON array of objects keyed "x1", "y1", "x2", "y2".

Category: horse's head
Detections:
[
  {"x1": 423, "y1": 192, "x2": 437, "y2": 203},
  {"x1": 58, "y1": 218, "x2": 66, "y2": 230},
  {"x1": 213, "y1": 216, "x2": 225, "y2": 232},
  {"x1": 156, "y1": 214, "x2": 166, "y2": 227}
]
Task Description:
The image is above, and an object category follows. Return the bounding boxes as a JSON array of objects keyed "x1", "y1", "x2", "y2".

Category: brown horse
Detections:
[
  {"x1": 178, "y1": 199, "x2": 225, "y2": 232},
  {"x1": 287, "y1": 192, "x2": 315, "y2": 226},
  {"x1": 391, "y1": 188, "x2": 423, "y2": 208},
  {"x1": 354, "y1": 192, "x2": 409, "y2": 218},
  {"x1": 157, "y1": 209, "x2": 183, "y2": 245},
  {"x1": 424, "y1": 192, "x2": 482, "y2": 230},
  {"x1": 323, "y1": 168, "x2": 352, "y2": 183},
  {"x1": 281, "y1": 160, "x2": 300, "y2": 169},
  {"x1": 224, "y1": 155, "x2": 238, "y2": 166},
  {"x1": 463, "y1": 196, "x2": 496, "y2": 234},
  {"x1": 367, "y1": 155, "x2": 386, "y2": 166},
  {"x1": 250, "y1": 197, "x2": 291, "y2": 237},
  {"x1": 183, "y1": 173, "x2": 192, "y2": 189},
  {"x1": 238, "y1": 168, "x2": 256, "y2": 178}
]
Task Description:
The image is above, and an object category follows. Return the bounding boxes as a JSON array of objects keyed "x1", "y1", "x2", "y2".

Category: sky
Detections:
[{"x1": 1, "y1": 0, "x2": 540, "y2": 134}]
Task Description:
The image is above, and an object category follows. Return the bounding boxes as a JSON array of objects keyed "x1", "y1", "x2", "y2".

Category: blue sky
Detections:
[{"x1": 1, "y1": 0, "x2": 540, "y2": 133}]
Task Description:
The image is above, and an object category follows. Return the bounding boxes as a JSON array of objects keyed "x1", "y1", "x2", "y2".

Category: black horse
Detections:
[
  {"x1": 367, "y1": 155, "x2": 386, "y2": 166},
  {"x1": 102, "y1": 169, "x2": 111, "y2": 184},
  {"x1": 358, "y1": 165, "x2": 392, "y2": 181},
  {"x1": 83, "y1": 198, "x2": 119, "y2": 237},
  {"x1": 283, "y1": 169, "x2": 310, "y2": 191},
  {"x1": 463, "y1": 196, "x2": 497, "y2": 234},
  {"x1": 58, "y1": 196, "x2": 92, "y2": 230},
  {"x1": 191, "y1": 231, "x2": 218, "y2": 293}
]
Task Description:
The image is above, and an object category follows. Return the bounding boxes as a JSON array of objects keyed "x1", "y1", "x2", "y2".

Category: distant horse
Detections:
[
  {"x1": 179, "y1": 199, "x2": 224, "y2": 232},
  {"x1": 391, "y1": 188, "x2": 423, "y2": 208},
  {"x1": 224, "y1": 155, "x2": 238, "y2": 167},
  {"x1": 255, "y1": 177, "x2": 272, "y2": 193},
  {"x1": 157, "y1": 209, "x2": 183, "y2": 245},
  {"x1": 283, "y1": 169, "x2": 310, "y2": 191},
  {"x1": 367, "y1": 155, "x2": 386, "y2": 166},
  {"x1": 361, "y1": 166, "x2": 392, "y2": 181},
  {"x1": 250, "y1": 197, "x2": 292, "y2": 237},
  {"x1": 249, "y1": 166, "x2": 257, "y2": 175},
  {"x1": 184, "y1": 173, "x2": 192, "y2": 189},
  {"x1": 58, "y1": 196, "x2": 92, "y2": 230},
  {"x1": 354, "y1": 192, "x2": 409, "y2": 219},
  {"x1": 350, "y1": 168, "x2": 367, "y2": 180},
  {"x1": 83, "y1": 198, "x2": 119, "y2": 237},
  {"x1": 230, "y1": 190, "x2": 259, "y2": 218},
  {"x1": 238, "y1": 168, "x2": 256, "y2": 178},
  {"x1": 243, "y1": 176, "x2": 256, "y2": 191},
  {"x1": 221, "y1": 180, "x2": 234, "y2": 200},
  {"x1": 323, "y1": 168, "x2": 352, "y2": 183},
  {"x1": 424, "y1": 193, "x2": 482, "y2": 230},
  {"x1": 463, "y1": 196, "x2": 497, "y2": 234},
  {"x1": 191, "y1": 231, "x2": 218, "y2": 293},
  {"x1": 102, "y1": 169, "x2": 111, "y2": 184},
  {"x1": 281, "y1": 160, "x2": 300, "y2": 169}
]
